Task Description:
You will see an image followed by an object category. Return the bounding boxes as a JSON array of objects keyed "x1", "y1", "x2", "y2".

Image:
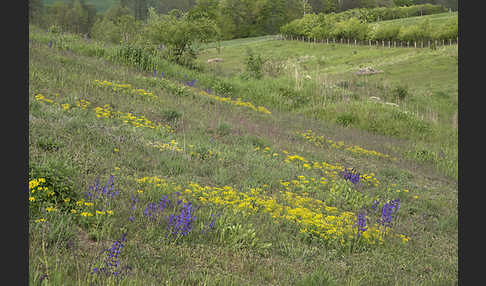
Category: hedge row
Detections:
[{"x1": 280, "y1": 12, "x2": 457, "y2": 43}]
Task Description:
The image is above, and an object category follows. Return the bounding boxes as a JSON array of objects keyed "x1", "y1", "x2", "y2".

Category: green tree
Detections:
[
  {"x1": 47, "y1": 1, "x2": 71, "y2": 31},
  {"x1": 70, "y1": 0, "x2": 88, "y2": 34},
  {"x1": 187, "y1": 0, "x2": 219, "y2": 21},
  {"x1": 29, "y1": 0, "x2": 45, "y2": 25},
  {"x1": 91, "y1": 3, "x2": 140, "y2": 44},
  {"x1": 145, "y1": 11, "x2": 218, "y2": 66},
  {"x1": 257, "y1": 0, "x2": 288, "y2": 34}
]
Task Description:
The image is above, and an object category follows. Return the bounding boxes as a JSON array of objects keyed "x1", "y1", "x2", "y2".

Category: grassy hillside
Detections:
[
  {"x1": 29, "y1": 26, "x2": 457, "y2": 285},
  {"x1": 198, "y1": 34, "x2": 458, "y2": 179},
  {"x1": 371, "y1": 11, "x2": 458, "y2": 28}
]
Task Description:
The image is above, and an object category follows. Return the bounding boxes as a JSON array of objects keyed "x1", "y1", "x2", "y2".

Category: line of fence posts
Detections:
[{"x1": 279, "y1": 34, "x2": 458, "y2": 49}]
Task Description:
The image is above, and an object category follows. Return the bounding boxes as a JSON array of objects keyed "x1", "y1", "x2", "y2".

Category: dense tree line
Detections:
[{"x1": 30, "y1": 0, "x2": 457, "y2": 39}]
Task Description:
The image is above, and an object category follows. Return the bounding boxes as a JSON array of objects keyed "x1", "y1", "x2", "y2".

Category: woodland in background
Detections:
[{"x1": 30, "y1": 0, "x2": 458, "y2": 41}]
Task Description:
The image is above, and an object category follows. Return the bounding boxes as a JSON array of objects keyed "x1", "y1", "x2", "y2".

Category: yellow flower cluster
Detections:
[
  {"x1": 136, "y1": 176, "x2": 386, "y2": 246},
  {"x1": 34, "y1": 93, "x2": 173, "y2": 133},
  {"x1": 29, "y1": 178, "x2": 49, "y2": 202},
  {"x1": 298, "y1": 130, "x2": 397, "y2": 161},
  {"x1": 34, "y1": 94, "x2": 55, "y2": 104},
  {"x1": 35, "y1": 93, "x2": 93, "y2": 113},
  {"x1": 188, "y1": 144, "x2": 220, "y2": 160},
  {"x1": 280, "y1": 175, "x2": 328, "y2": 194},
  {"x1": 187, "y1": 182, "x2": 387, "y2": 245},
  {"x1": 146, "y1": 140, "x2": 183, "y2": 153},
  {"x1": 29, "y1": 178, "x2": 46, "y2": 191},
  {"x1": 120, "y1": 112, "x2": 169, "y2": 130},
  {"x1": 95, "y1": 104, "x2": 115, "y2": 118},
  {"x1": 75, "y1": 99, "x2": 91, "y2": 109},
  {"x1": 135, "y1": 176, "x2": 171, "y2": 189},
  {"x1": 199, "y1": 90, "x2": 272, "y2": 115},
  {"x1": 257, "y1": 146, "x2": 380, "y2": 187},
  {"x1": 94, "y1": 80, "x2": 156, "y2": 99},
  {"x1": 343, "y1": 145, "x2": 392, "y2": 160},
  {"x1": 29, "y1": 177, "x2": 114, "y2": 221},
  {"x1": 72, "y1": 198, "x2": 114, "y2": 218}
]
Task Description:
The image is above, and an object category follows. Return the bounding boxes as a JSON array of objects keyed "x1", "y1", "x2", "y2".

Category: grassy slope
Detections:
[
  {"x1": 371, "y1": 11, "x2": 458, "y2": 28},
  {"x1": 29, "y1": 28, "x2": 457, "y2": 285},
  {"x1": 198, "y1": 34, "x2": 458, "y2": 178}
]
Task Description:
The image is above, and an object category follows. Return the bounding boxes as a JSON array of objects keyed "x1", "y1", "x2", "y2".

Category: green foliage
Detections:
[
  {"x1": 336, "y1": 112, "x2": 359, "y2": 127},
  {"x1": 327, "y1": 180, "x2": 372, "y2": 211},
  {"x1": 433, "y1": 17, "x2": 458, "y2": 40},
  {"x1": 217, "y1": 122, "x2": 233, "y2": 137},
  {"x1": 392, "y1": 85, "x2": 409, "y2": 100},
  {"x1": 145, "y1": 11, "x2": 218, "y2": 68},
  {"x1": 281, "y1": 4, "x2": 450, "y2": 42},
  {"x1": 331, "y1": 17, "x2": 369, "y2": 40},
  {"x1": 369, "y1": 24, "x2": 401, "y2": 41},
  {"x1": 211, "y1": 80, "x2": 234, "y2": 97},
  {"x1": 29, "y1": 159, "x2": 79, "y2": 217},
  {"x1": 162, "y1": 109, "x2": 182, "y2": 122},
  {"x1": 108, "y1": 42, "x2": 157, "y2": 72},
  {"x1": 218, "y1": 221, "x2": 272, "y2": 252},
  {"x1": 44, "y1": 0, "x2": 98, "y2": 35},
  {"x1": 295, "y1": 268, "x2": 338, "y2": 286},
  {"x1": 243, "y1": 48, "x2": 266, "y2": 80},
  {"x1": 91, "y1": 13, "x2": 141, "y2": 44}
]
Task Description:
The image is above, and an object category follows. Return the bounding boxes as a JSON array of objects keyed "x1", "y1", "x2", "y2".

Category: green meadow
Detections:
[{"x1": 29, "y1": 23, "x2": 457, "y2": 285}]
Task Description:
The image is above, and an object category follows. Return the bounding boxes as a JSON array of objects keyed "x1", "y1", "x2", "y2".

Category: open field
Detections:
[
  {"x1": 29, "y1": 26, "x2": 457, "y2": 285},
  {"x1": 371, "y1": 11, "x2": 458, "y2": 28}
]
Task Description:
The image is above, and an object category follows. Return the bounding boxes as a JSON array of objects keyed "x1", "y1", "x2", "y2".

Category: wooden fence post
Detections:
[
  {"x1": 414, "y1": 41, "x2": 416, "y2": 48},
  {"x1": 355, "y1": 39, "x2": 357, "y2": 45}
]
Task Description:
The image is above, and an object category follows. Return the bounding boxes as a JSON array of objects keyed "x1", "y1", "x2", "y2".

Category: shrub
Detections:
[
  {"x1": 433, "y1": 17, "x2": 458, "y2": 40},
  {"x1": 243, "y1": 48, "x2": 266, "y2": 80},
  {"x1": 392, "y1": 85, "x2": 408, "y2": 100},
  {"x1": 108, "y1": 43, "x2": 157, "y2": 72},
  {"x1": 162, "y1": 109, "x2": 182, "y2": 122},
  {"x1": 369, "y1": 24, "x2": 401, "y2": 41},
  {"x1": 336, "y1": 112, "x2": 359, "y2": 127},
  {"x1": 217, "y1": 122, "x2": 232, "y2": 136},
  {"x1": 211, "y1": 80, "x2": 233, "y2": 97},
  {"x1": 331, "y1": 18, "x2": 369, "y2": 41}
]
